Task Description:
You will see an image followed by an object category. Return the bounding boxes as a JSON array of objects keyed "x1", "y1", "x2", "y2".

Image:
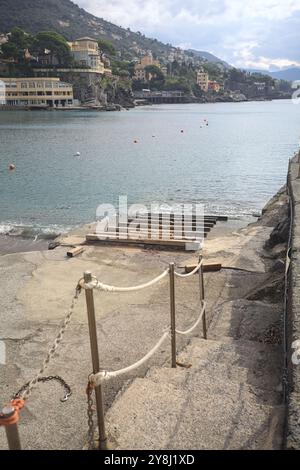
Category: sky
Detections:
[{"x1": 76, "y1": 0, "x2": 300, "y2": 71}]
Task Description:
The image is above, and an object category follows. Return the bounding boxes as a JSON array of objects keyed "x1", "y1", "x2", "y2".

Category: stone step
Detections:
[
  {"x1": 176, "y1": 337, "x2": 282, "y2": 392},
  {"x1": 208, "y1": 299, "x2": 282, "y2": 342},
  {"x1": 106, "y1": 366, "x2": 285, "y2": 450},
  {"x1": 148, "y1": 362, "x2": 281, "y2": 406}
]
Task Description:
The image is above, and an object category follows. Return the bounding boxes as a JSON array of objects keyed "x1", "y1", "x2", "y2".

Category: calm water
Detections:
[{"x1": 0, "y1": 100, "x2": 299, "y2": 237}]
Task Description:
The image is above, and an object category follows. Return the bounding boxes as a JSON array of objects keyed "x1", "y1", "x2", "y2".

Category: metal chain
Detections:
[
  {"x1": 15, "y1": 283, "x2": 82, "y2": 401},
  {"x1": 86, "y1": 380, "x2": 95, "y2": 450},
  {"x1": 13, "y1": 375, "x2": 72, "y2": 402}
]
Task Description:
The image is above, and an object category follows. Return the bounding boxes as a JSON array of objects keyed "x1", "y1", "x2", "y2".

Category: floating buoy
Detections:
[
  {"x1": 9, "y1": 164, "x2": 16, "y2": 171},
  {"x1": 134, "y1": 140, "x2": 138, "y2": 143},
  {"x1": 181, "y1": 130, "x2": 184, "y2": 133},
  {"x1": 74, "y1": 152, "x2": 81, "y2": 157}
]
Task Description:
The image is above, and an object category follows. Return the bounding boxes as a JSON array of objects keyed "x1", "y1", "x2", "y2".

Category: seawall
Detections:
[{"x1": 286, "y1": 154, "x2": 300, "y2": 449}]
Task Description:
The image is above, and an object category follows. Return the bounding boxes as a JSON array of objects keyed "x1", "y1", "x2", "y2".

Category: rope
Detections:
[
  {"x1": 176, "y1": 302, "x2": 206, "y2": 336},
  {"x1": 89, "y1": 330, "x2": 170, "y2": 387},
  {"x1": 83, "y1": 268, "x2": 170, "y2": 293},
  {"x1": 174, "y1": 260, "x2": 203, "y2": 278},
  {"x1": 19, "y1": 283, "x2": 82, "y2": 401}
]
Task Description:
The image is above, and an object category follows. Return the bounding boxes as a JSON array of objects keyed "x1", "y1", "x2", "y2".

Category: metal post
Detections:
[
  {"x1": 2, "y1": 405, "x2": 21, "y2": 450},
  {"x1": 169, "y1": 263, "x2": 177, "y2": 368},
  {"x1": 84, "y1": 271, "x2": 107, "y2": 450},
  {"x1": 199, "y1": 257, "x2": 207, "y2": 339}
]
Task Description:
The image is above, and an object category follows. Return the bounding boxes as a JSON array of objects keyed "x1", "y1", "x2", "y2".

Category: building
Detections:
[
  {"x1": 0, "y1": 77, "x2": 73, "y2": 107},
  {"x1": 133, "y1": 64, "x2": 147, "y2": 81},
  {"x1": 133, "y1": 52, "x2": 161, "y2": 81},
  {"x1": 68, "y1": 37, "x2": 105, "y2": 73},
  {"x1": 197, "y1": 70, "x2": 209, "y2": 92},
  {"x1": 208, "y1": 81, "x2": 221, "y2": 93}
]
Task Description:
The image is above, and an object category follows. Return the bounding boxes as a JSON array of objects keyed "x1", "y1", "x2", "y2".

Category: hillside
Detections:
[
  {"x1": 0, "y1": 0, "x2": 176, "y2": 60},
  {"x1": 247, "y1": 67, "x2": 300, "y2": 82},
  {"x1": 188, "y1": 49, "x2": 231, "y2": 69},
  {"x1": 0, "y1": 0, "x2": 228, "y2": 65}
]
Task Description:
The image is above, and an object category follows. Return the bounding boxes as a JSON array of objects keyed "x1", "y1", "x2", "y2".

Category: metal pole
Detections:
[
  {"x1": 297, "y1": 151, "x2": 300, "y2": 178},
  {"x1": 84, "y1": 271, "x2": 107, "y2": 450},
  {"x1": 199, "y1": 257, "x2": 207, "y2": 339},
  {"x1": 1, "y1": 405, "x2": 21, "y2": 450},
  {"x1": 169, "y1": 263, "x2": 177, "y2": 368}
]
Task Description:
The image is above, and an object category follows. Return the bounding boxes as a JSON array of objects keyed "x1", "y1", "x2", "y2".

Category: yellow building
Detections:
[
  {"x1": 0, "y1": 77, "x2": 74, "y2": 107},
  {"x1": 140, "y1": 52, "x2": 160, "y2": 68},
  {"x1": 134, "y1": 53, "x2": 161, "y2": 81},
  {"x1": 197, "y1": 70, "x2": 209, "y2": 92},
  {"x1": 68, "y1": 37, "x2": 105, "y2": 73}
]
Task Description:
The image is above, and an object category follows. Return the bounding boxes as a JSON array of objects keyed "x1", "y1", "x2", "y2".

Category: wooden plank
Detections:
[
  {"x1": 185, "y1": 263, "x2": 222, "y2": 273},
  {"x1": 129, "y1": 214, "x2": 216, "y2": 224},
  {"x1": 113, "y1": 225, "x2": 211, "y2": 234},
  {"x1": 67, "y1": 246, "x2": 85, "y2": 258},
  {"x1": 89, "y1": 231, "x2": 207, "y2": 240},
  {"x1": 86, "y1": 233, "x2": 200, "y2": 249},
  {"x1": 130, "y1": 213, "x2": 228, "y2": 222}
]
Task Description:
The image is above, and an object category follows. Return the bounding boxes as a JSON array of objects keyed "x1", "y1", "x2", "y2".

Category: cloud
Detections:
[{"x1": 77, "y1": 0, "x2": 300, "y2": 70}]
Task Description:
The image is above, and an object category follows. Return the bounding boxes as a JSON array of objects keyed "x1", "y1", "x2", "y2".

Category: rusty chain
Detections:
[
  {"x1": 86, "y1": 380, "x2": 95, "y2": 450},
  {"x1": 14, "y1": 283, "x2": 82, "y2": 401}
]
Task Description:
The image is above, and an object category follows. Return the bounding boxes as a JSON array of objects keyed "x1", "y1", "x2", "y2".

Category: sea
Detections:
[{"x1": 0, "y1": 100, "x2": 299, "y2": 239}]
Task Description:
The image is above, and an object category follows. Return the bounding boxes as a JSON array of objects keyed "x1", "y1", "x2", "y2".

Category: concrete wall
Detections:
[{"x1": 286, "y1": 157, "x2": 300, "y2": 449}]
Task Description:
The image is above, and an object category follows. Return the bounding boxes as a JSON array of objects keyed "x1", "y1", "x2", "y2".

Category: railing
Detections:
[{"x1": 0, "y1": 257, "x2": 206, "y2": 450}]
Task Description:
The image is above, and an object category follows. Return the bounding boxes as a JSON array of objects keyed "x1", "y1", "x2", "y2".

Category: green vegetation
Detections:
[
  {"x1": 31, "y1": 31, "x2": 72, "y2": 65},
  {"x1": 0, "y1": 0, "x2": 175, "y2": 61},
  {"x1": 97, "y1": 39, "x2": 116, "y2": 57}
]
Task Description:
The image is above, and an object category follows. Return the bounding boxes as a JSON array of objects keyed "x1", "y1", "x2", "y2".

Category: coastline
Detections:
[{"x1": 0, "y1": 184, "x2": 288, "y2": 450}]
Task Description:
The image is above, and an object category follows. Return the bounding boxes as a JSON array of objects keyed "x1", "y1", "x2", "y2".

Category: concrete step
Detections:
[
  {"x1": 208, "y1": 299, "x2": 282, "y2": 342},
  {"x1": 176, "y1": 337, "x2": 282, "y2": 394},
  {"x1": 106, "y1": 365, "x2": 285, "y2": 450},
  {"x1": 148, "y1": 362, "x2": 281, "y2": 406}
]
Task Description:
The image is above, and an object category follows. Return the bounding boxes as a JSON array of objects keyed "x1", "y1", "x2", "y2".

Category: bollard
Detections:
[
  {"x1": 198, "y1": 256, "x2": 207, "y2": 339},
  {"x1": 169, "y1": 263, "x2": 177, "y2": 368},
  {"x1": 0, "y1": 404, "x2": 22, "y2": 450},
  {"x1": 84, "y1": 271, "x2": 107, "y2": 450}
]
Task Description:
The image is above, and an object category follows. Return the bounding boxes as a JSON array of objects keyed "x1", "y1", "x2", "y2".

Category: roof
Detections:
[{"x1": 75, "y1": 37, "x2": 98, "y2": 42}]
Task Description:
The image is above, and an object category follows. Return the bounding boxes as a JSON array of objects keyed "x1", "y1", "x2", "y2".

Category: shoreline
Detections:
[
  {"x1": 0, "y1": 215, "x2": 256, "y2": 256},
  {"x1": 0, "y1": 96, "x2": 292, "y2": 113},
  {"x1": 0, "y1": 183, "x2": 288, "y2": 450}
]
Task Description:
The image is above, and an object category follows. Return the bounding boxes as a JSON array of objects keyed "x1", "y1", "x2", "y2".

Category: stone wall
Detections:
[{"x1": 286, "y1": 156, "x2": 300, "y2": 449}]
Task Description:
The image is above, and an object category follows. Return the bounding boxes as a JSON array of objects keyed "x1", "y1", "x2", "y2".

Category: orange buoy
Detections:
[{"x1": 9, "y1": 164, "x2": 16, "y2": 171}]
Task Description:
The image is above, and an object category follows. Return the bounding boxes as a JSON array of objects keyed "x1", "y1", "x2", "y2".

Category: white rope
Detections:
[
  {"x1": 87, "y1": 268, "x2": 169, "y2": 292},
  {"x1": 90, "y1": 330, "x2": 170, "y2": 387},
  {"x1": 174, "y1": 260, "x2": 203, "y2": 278},
  {"x1": 176, "y1": 302, "x2": 206, "y2": 336}
]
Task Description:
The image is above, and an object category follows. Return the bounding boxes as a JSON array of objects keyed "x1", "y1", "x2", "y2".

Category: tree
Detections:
[
  {"x1": 144, "y1": 65, "x2": 164, "y2": 81},
  {"x1": 31, "y1": 31, "x2": 72, "y2": 65},
  {"x1": 98, "y1": 39, "x2": 116, "y2": 56},
  {"x1": 1, "y1": 27, "x2": 33, "y2": 62}
]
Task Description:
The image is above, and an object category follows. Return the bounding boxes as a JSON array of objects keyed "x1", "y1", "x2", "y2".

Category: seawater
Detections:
[{"x1": 0, "y1": 100, "x2": 299, "y2": 237}]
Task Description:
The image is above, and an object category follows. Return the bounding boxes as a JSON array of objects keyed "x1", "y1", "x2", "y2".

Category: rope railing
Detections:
[
  {"x1": 80, "y1": 257, "x2": 207, "y2": 449},
  {"x1": 82, "y1": 268, "x2": 170, "y2": 293},
  {"x1": 90, "y1": 330, "x2": 170, "y2": 388},
  {"x1": 176, "y1": 301, "x2": 206, "y2": 336},
  {"x1": 1, "y1": 256, "x2": 207, "y2": 451},
  {"x1": 174, "y1": 259, "x2": 203, "y2": 278}
]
